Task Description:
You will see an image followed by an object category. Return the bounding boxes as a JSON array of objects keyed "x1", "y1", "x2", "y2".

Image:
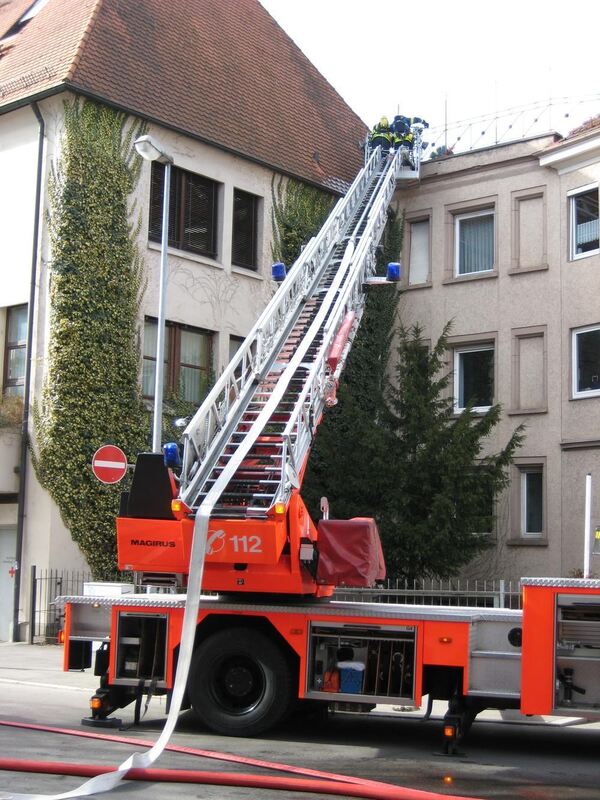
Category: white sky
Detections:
[{"x1": 259, "y1": 0, "x2": 600, "y2": 152}]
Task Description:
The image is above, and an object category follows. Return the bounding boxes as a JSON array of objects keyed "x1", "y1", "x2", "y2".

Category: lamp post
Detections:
[{"x1": 134, "y1": 135, "x2": 173, "y2": 453}]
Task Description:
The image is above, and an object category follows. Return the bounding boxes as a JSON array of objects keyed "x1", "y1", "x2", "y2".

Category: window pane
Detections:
[
  {"x1": 180, "y1": 329, "x2": 210, "y2": 367},
  {"x1": 180, "y1": 365, "x2": 209, "y2": 404},
  {"x1": 7, "y1": 305, "x2": 27, "y2": 343},
  {"x1": 7, "y1": 348, "x2": 25, "y2": 382},
  {"x1": 148, "y1": 162, "x2": 179, "y2": 246},
  {"x1": 576, "y1": 329, "x2": 600, "y2": 393},
  {"x1": 183, "y1": 174, "x2": 216, "y2": 256},
  {"x1": 459, "y1": 348, "x2": 494, "y2": 408},
  {"x1": 409, "y1": 220, "x2": 429, "y2": 285},
  {"x1": 142, "y1": 320, "x2": 170, "y2": 399},
  {"x1": 524, "y1": 471, "x2": 543, "y2": 535},
  {"x1": 458, "y1": 214, "x2": 494, "y2": 274},
  {"x1": 573, "y1": 189, "x2": 599, "y2": 255},
  {"x1": 142, "y1": 360, "x2": 156, "y2": 397},
  {"x1": 232, "y1": 190, "x2": 258, "y2": 269}
]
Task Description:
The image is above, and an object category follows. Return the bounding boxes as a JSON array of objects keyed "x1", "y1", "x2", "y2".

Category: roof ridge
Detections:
[{"x1": 64, "y1": 0, "x2": 103, "y2": 82}]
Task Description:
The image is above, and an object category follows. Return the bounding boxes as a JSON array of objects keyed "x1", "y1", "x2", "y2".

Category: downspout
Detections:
[{"x1": 12, "y1": 101, "x2": 45, "y2": 642}]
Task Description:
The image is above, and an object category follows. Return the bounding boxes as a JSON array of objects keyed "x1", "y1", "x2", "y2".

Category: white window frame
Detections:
[
  {"x1": 572, "y1": 324, "x2": 600, "y2": 399},
  {"x1": 569, "y1": 183, "x2": 599, "y2": 261},
  {"x1": 454, "y1": 209, "x2": 495, "y2": 277},
  {"x1": 453, "y1": 344, "x2": 495, "y2": 413},
  {"x1": 520, "y1": 467, "x2": 544, "y2": 538},
  {"x1": 408, "y1": 218, "x2": 430, "y2": 285}
]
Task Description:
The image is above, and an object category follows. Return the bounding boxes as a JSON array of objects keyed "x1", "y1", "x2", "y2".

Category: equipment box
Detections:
[
  {"x1": 337, "y1": 661, "x2": 365, "y2": 694},
  {"x1": 307, "y1": 621, "x2": 415, "y2": 704}
]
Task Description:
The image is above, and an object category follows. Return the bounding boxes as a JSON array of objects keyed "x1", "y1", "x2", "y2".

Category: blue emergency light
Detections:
[
  {"x1": 271, "y1": 261, "x2": 286, "y2": 282},
  {"x1": 386, "y1": 262, "x2": 401, "y2": 282},
  {"x1": 163, "y1": 442, "x2": 181, "y2": 468}
]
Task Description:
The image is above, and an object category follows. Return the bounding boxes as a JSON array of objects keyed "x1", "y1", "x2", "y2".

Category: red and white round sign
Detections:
[{"x1": 92, "y1": 445, "x2": 128, "y2": 485}]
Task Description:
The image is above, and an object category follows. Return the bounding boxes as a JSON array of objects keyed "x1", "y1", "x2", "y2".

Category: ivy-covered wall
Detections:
[{"x1": 33, "y1": 99, "x2": 148, "y2": 579}]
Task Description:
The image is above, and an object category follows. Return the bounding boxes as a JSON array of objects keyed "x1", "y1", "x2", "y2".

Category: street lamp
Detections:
[{"x1": 134, "y1": 134, "x2": 174, "y2": 453}]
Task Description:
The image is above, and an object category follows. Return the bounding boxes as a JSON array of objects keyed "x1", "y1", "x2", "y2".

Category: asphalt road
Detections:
[{"x1": 1, "y1": 642, "x2": 600, "y2": 800}]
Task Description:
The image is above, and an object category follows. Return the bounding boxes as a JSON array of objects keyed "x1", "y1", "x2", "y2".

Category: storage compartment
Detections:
[
  {"x1": 555, "y1": 594, "x2": 600, "y2": 711},
  {"x1": 307, "y1": 622, "x2": 416, "y2": 703},
  {"x1": 115, "y1": 612, "x2": 168, "y2": 686}
]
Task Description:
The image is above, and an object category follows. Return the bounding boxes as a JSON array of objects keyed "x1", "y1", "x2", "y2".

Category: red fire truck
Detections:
[{"x1": 62, "y1": 135, "x2": 600, "y2": 742}]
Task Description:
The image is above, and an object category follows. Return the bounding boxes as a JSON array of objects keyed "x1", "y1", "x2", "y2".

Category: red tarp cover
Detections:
[{"x1": 316, "y1": 518, "x2": 386, "y2": 587}]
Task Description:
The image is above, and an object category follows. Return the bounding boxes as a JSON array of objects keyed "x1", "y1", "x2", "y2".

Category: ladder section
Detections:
[
  {"x1": 188, "y1": 161, "x2": 390, "y2": 517},
  {"x1": 179, "y1": 148, "x2": 385, "y2": 508},
  {"x1": 179, "y1": 147, "x2": 404, "y2": 516}
]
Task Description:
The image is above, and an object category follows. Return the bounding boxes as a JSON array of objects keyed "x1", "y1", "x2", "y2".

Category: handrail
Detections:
[
  {"x1": 179, "y1": 148, "x2": 385, "y2": 504},
  {"x1": 276, "y1": 150, "x2": 404, "y2": 504}
]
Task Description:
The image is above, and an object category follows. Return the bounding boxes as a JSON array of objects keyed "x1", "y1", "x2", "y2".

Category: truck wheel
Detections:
[{"x1": 188, "y1": 627, "x2": 296, "y2": 736}]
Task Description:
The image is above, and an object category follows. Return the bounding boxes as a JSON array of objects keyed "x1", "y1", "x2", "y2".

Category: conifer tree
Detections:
[
  {"x1": 379, "y1": 324, "x2": 524, "y2": 578},
  {"x1": 303, "y1": 212, "x2": 524, "y2": 579}
]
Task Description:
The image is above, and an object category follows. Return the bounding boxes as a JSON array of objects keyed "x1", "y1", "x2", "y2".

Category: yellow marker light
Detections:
[
  {"x1": 443, "y1": 725, "x2": 456, "y2": 739},
  {"x1": 443, "y1": 775, "x2": 454, "y2": 785},
  {"x1": 274, "y1": 502, "x2": 286, "y2": 516},
  {"x1": 439, "y1": 636, "x2": 452, "y2": 644},
  {"x1": 171, "y1": 498, "x2": 191, "y2": 519},
  {"x1": 90, "y1": 696, "x2": 103, "y2": 711}
]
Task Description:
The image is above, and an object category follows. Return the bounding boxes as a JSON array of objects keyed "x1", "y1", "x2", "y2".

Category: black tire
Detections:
[{"x1": 188, "y1": 627, "x2": 296, "y2": 736}]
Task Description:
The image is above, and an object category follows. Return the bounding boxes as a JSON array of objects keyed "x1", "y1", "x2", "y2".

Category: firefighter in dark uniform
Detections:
[{"x1": 369, "y1": 116, "x2": 392, "y2": 154}]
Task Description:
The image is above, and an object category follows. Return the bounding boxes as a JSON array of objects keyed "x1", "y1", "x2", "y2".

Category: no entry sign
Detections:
[{"x1": 92, "y1": 445, "x2": 128, "y2": 484}]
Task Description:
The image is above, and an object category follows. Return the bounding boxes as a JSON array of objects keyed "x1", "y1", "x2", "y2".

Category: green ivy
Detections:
[
  {"x1": 33, "y1": 99, "x2": 148, "y2": 579},
  {"x1": 270, "y1": 175, "x2": 334, "y2": 266}
]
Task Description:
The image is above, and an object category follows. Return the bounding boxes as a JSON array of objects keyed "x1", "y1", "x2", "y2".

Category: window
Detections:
[
  {"x1": 232, "y1": 190, "x2": 259, "y2": 270},
  {"x1": 149, "y1": 163, "x2": 218, "y2": 258},
  {"x1": 570, "y1": 186, "x2": 599, "y2": 260},
  {"x1": 572, "y1": 325, "x2": 600, "y2": 398},
  {"x1": 520, "y1": 467, "x2": 543, "y2": 537},
  {"x1": 408, "y1": 219, "x2": 430, "y2": 285},
  {"x1": 455, "y1": 210, "x2": 494, "y2": 276},
  {"x1": 454, "y1": 344, "x2": 494, "y2": 412},
  {"x1": 1, "y1": 0, "x2": 50, "y2": 38},
  {"x1": 3, "y1": 305, "x2": 27, "y2": 397},
  {"x1": 143, "y1": 318, "x2": 212, "y2": 404}
]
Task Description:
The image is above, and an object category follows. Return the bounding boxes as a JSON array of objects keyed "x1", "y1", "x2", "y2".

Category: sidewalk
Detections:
[
  {"x1": 0, "y1": 641, "x2": 96, "y2": 692},
  {"x1": 1, "y1": 642, "x2": 599, "y2": 731}
]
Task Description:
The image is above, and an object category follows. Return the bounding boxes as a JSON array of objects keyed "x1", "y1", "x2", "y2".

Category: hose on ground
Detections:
[{"x1": 0, "y1": 720, "x2": 477, "y2": 800}]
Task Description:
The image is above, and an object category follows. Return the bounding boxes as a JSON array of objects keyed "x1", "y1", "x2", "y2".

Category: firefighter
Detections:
[
  {"x1": 369, "y1": 116, "x2": 392, "y2": 154},
  {"x1": 391, "y1": 115, "x2": 414, "y2": 166}
]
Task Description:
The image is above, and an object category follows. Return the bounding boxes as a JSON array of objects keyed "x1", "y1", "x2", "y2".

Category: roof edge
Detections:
[{"x1": 65, "y1": 0, "x2": 104, "y2": 81}]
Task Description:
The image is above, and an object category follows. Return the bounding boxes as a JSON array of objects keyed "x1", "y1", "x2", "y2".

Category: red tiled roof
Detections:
[
  {"x1": 0, "y1": 0, "x2": 367, "y2": 188},
  {"x1": 566, "y1": 114, "x2": 600, "y2": 139}
]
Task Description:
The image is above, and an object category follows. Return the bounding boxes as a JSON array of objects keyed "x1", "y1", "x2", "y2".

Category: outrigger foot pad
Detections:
[{"x1": 81, "y1": 716, "x2": 123, "y2": 728}]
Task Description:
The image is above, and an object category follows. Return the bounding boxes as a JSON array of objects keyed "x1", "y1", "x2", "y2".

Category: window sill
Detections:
[
  {"x1": 561, "y1": 438, "x2": 600, "y2": 451},
  {"x1": 442, "y1": 270, "x2": 498, "y2": 286},
  {"x1": 571, "y1": 390, "x2": 600, "y2": 401},
  {"x1": 508, "y1": 407, "x2": 548, "y2": 416},
  {"x1": 232, "y1": 266, "x2": 264, "y2": 281},
  {"x1": 403, "y1": 281, "x2": 433, "y2": 291},
  {"x1": 570, "y1": 250, "x2": 600, "y2": 262},
  {"x1": 507, "y1": 263, "x2": 549, "y2": 275},
  {"x1": 507, "y1": 537, "x2": 548, "y2": 547},
  {"x1": 148, "y1": 241, "x2": 224, "y2": 271}
]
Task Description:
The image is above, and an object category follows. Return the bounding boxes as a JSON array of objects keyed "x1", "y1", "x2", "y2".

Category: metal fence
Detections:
[
  {"x1": 29, "y1": 566, "x2": 91, "y2": 643},
  {"x1": 28, "y1": 569, "x2": 522, "y2": 643},
  {"x1": 334, "y1": 578, "x2": 523, "y2": 609}
]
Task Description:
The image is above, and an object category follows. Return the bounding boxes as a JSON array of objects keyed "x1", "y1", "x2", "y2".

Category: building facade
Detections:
[
  {"x1": 0, "y1": 0, "x2": 366, "y2": 639},
  {"x1": 397, "y1": 126, "x2": 600, "y2": 580}
]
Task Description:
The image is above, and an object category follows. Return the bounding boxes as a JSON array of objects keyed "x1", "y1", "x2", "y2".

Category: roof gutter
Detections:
[
  {"x1": 0, "y1": 83, "x2": 356, "y2": 195},
  {"x1": 12, "y1": 100, "x2": 45, "y2": 642}
]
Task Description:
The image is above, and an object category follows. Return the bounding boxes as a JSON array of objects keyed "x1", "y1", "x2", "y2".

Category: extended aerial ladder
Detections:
[{"x1": 117, "y1": 130, "x2": 425, "y2": 596}]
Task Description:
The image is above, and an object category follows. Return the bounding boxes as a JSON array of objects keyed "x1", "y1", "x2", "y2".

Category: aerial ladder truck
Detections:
[{"x1": 62, "y1": 126, "x2": 600, "y2": 742}]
